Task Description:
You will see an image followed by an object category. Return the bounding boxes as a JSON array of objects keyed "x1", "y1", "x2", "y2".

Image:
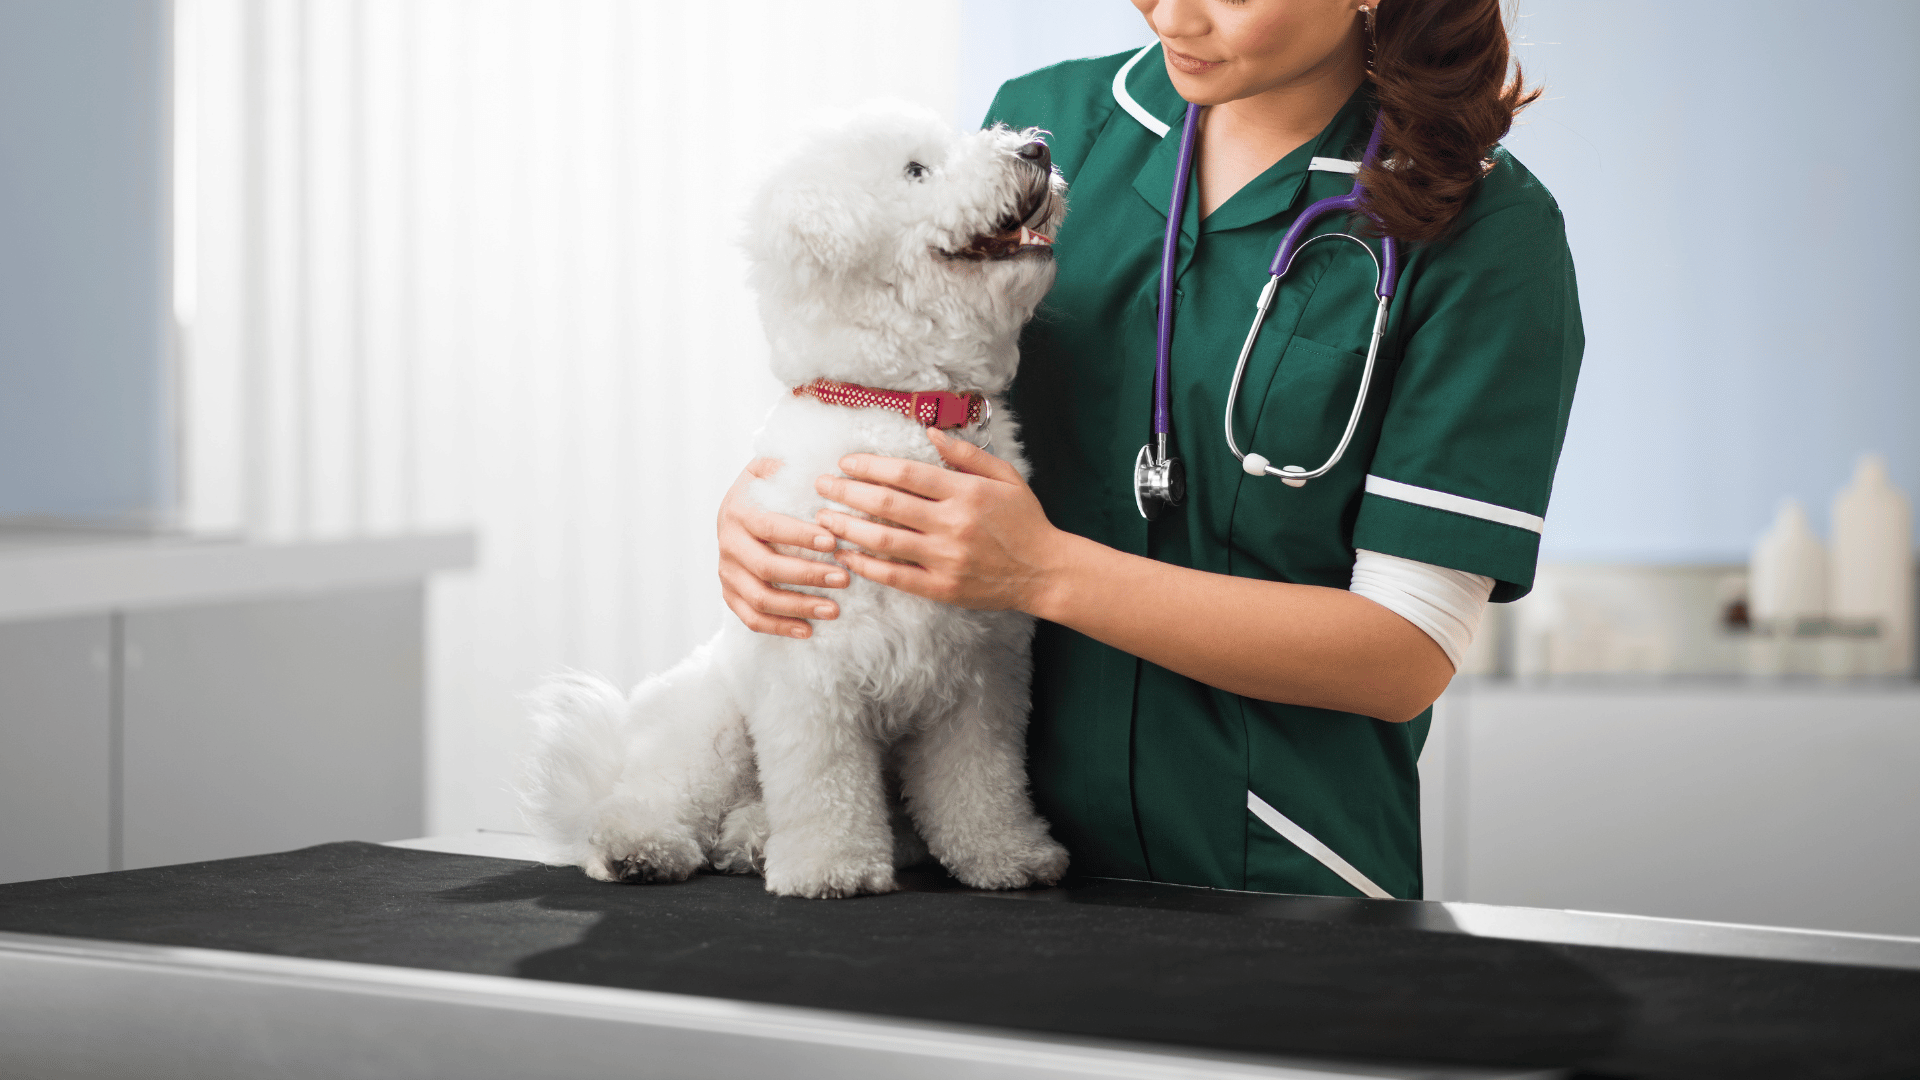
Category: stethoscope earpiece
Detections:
[{"x1": 1242, "y1": 453, "x2": 1309, "y2": 487}]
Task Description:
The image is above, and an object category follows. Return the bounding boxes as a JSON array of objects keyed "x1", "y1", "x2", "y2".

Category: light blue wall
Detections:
[
  {"x1": 0, "y1": 0, "x2": 172, "y2": 524},
  {"x1": 1502, "y1": 1, "x2": 1920, "y2": 560},
  {"x1": 957, "y1": 0, "x2": 1149, "y2": 129},
  {"x1": 959, "y1": 0, "x2": 1920, "y2": 562}
]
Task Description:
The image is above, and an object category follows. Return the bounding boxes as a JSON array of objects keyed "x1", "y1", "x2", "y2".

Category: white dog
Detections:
[{"x1": 520, "y1": 103, "x2": 1070, "y2": 899}]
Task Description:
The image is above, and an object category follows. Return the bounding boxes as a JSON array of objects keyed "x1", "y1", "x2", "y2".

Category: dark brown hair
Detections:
[{"x1": 1357, "y1": 0, "x2": 1541, "y2": 244}]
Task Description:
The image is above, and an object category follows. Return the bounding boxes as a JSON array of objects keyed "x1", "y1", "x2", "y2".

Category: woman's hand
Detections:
[
  {"x1": 813, "y1": 429, "x2": 1068, "y2": 613},
  {"x1": 718, "y1": 457, "x2": 850, "y2": 639}
]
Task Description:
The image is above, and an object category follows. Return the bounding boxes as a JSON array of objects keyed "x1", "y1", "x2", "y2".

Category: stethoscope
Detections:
[{"x1": 1134, "y1": 104, "x2": 1403, "y2": 520}]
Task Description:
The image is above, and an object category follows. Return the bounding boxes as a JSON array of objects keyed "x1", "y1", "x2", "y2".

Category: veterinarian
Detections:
[{"x1": 717, "y1": 0, "x2": 1580, "y2": 900}]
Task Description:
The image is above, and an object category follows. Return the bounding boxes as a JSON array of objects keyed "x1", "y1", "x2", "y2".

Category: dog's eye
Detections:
[{"x1": 904, "y1": 161, "x2": 928, "y2": 181}]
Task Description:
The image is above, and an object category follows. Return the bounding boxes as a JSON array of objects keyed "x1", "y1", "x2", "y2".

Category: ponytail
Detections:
[{"x1": 1357, "y1": 0, "x2": 1541, "y2": 243}]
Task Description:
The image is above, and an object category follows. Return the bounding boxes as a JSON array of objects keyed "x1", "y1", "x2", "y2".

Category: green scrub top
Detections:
[{"x1": 985, "y1": 47, "x2": 1583, "y2": 899}]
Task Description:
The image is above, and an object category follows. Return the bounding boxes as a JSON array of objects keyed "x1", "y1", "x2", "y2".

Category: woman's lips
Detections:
[{"x1": 1164, "y1": 46, "x2": 1225, "y2": 75}]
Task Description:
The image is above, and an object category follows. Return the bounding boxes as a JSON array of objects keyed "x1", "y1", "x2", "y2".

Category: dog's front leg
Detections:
[
  {"x1": 748, "y1": 701, "x2": 897, "y2": 898},
  {"x1": 899, "y1": 666, "x2": 1069, "y2": 891}
]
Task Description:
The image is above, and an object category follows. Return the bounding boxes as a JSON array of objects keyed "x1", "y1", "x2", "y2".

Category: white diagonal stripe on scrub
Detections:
[
  {"x1": 1111, "y1": 45, "x2": 1171, "y2": 138},
  {"x1": 1364, "y1": 475, "x2": 1546, "y2": 534},
  {"x1": 1246, "y1": 791, "x2": 1393, "y2": 900}
]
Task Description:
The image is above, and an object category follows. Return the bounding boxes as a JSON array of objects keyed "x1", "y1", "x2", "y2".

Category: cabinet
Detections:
[
  {"x1": 120, "y1": 588, "x2": 424, "y2": 869},
  {"x1": 1421, "y1": 679, "x2": 1920, "y2": 936},
  {"x1": 0, "y1": 615, "x2": 112, "y2": 880},
  {"x1": 0, "y1": 532, "x2": 470, "y2": 883}
]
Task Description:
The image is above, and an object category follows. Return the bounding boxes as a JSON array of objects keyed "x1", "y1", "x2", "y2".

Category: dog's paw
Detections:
[
  {"x1": 582, "y1": 830, "x2": 704, "y2": 884},
  {"x1": 761, "y1": 850, "x2": 897, "y2": 899},
  {"x1": 708, "y1": 801, "x2": 769, "y2": 875},
  {"x1": 944, "y1": 834, "x2": 1070, "y2": 891}
]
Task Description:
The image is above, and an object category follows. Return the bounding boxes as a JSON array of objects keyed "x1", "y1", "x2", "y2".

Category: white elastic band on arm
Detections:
[{"x1": 1349, "y1": 549, "x2": 1494, "y2": 671}]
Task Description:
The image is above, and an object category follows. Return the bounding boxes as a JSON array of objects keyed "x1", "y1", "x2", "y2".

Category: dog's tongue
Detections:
[{"x1": 1018, "y1": 226, "x2": 1054, "y2": 248}]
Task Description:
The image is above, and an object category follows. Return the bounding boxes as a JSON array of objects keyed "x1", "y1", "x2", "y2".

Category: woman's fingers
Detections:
[
  {"x1": 834, "y1": 547, "x2": 942, "y2": 599},
  {"x1": 717, "y1": 455, "x2": 854, "y2": 639},
  {"x1": 726, "y1": 516, "x2": 849, "y2": 591},
  {"x1": 814, "y1": 475, "x2": 941, "y2": 532},
  {"x1": 722, "y1": 588, "x2": 813, "y2": 639},
  {"x1": 927, "y1": 427, "x2": 1025, "y2": 483},
  {"x1": 820, "y1": 431, "x2": 1023, "y2": 529},
  {"x1": 836, "y1": 452, "x2": 961, "y2": 501},
  {"x1": 722, "y1": 562, "x2": 839, "y2": 620},
  {"x1": 739, "y1": 502, "x2": 838, "y2": 554},
  {"x1": 739, "y1": 546, "x2": 850, "y2": 592},
  {"x1": 816, "y1": 509, "x2": 934, "y2": 566},
  {"x1": 720, "y1": 564, "x2": 838, "y2": 638}
]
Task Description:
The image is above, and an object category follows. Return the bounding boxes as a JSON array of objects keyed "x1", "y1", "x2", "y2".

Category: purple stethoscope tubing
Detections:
[
  {"x1": 1151, "y1": 104, "x2": 1203, "y2": 448},
  {"x1": 1143, "y1": 102, "x2": 1400, "y2": 509},
  {"x1": 1266, "y1": 115, "x2": 1400, "y2": 293}
]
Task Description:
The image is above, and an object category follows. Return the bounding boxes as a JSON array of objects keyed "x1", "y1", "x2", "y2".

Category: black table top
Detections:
[{"x1": 0, "y1": 841, "x2": 1915, "y2": 1080}]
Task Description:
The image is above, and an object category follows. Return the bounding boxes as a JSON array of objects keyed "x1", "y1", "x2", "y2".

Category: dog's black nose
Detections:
[{"x1": 1016, "y1": 140, "x2": 1051, "y2": 170}]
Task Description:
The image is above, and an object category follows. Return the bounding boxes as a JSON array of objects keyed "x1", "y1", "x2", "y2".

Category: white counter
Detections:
[{"x1": 0, "y1": 528, "x2": 475, "y2": 624}]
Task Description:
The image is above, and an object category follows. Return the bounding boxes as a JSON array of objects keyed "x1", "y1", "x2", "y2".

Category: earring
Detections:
[{"x1": 1359, "y1": 5, "x2": 1377, "y2": 68}]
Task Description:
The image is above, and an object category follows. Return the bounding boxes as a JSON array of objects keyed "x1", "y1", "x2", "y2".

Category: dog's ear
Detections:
[{"x1": 747, "y1": 182, "x2": 867, "y2": 280}]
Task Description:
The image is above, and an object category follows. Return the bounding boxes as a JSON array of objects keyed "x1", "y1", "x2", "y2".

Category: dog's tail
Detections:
[{"x1": 518, "y1": 670, "x2": 632, "y2": 868}]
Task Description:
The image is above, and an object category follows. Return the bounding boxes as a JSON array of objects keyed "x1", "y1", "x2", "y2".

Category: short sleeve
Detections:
[{"x1": 1350, "y1": 168, "x2": 1583, "y2": 603}]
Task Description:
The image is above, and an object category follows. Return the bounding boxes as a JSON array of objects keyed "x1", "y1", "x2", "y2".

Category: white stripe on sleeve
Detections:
[
  {"x1": 1364, "y1": 474, "x2": 1546, "y2": 534},
  {"x1": 1349, "y1": 549, "x2": 1494, "y2": 671}
]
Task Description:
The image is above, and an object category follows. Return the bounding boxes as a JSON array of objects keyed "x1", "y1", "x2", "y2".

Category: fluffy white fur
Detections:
[{"x1": 521, "y1": 103, "x2": 1070, "y2": 899}]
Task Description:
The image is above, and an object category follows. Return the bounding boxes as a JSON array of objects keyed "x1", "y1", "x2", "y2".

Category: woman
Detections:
[{"x1": 716, "y1": 0, "x2": 1580, "y2": 899}]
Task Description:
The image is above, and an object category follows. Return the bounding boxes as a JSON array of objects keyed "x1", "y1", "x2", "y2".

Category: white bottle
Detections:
[
  {"x1": 1749, "y1": 500, "x2": 1827, "y2": 675},
  {"x1": 1830, "y1": 454, "x2": 1914, "y2": 676}
]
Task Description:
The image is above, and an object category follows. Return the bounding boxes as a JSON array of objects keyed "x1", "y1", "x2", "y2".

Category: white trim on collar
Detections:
[
  {"x1": 1112, "y1": 47, "x2": 1366, "y2": 175},
  {"x1": 1365, "y1": 474, "x2": 1547, "y2": 534},
  {"x1": 1112, "y1": 44, "x2": 1170, "y2": 138}
]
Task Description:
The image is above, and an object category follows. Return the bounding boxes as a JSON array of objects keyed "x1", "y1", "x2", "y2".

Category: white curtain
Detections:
[{"x1": 174, "y1": 0, "x2": 963, "y2": 833}]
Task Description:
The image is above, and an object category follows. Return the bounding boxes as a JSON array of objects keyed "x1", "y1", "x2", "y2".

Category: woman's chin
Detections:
[{"x1": 1164, "y1": 70, "x2": 1249, "y2": 108}]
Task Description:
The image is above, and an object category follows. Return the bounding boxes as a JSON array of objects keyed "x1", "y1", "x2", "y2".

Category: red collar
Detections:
[{"x1": 792, "y1": 378, "x2": 986, "y2": 430}]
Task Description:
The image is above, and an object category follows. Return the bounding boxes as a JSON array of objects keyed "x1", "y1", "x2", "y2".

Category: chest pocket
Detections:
[
  {"x1": 1236, "y1": 333, "x2": 1368, "y2": 475},
  {"x1": 1223, "y1": 329, "x2": 1379, "y2": 589}
]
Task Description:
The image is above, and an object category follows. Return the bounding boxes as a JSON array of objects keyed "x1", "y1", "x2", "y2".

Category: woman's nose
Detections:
[{"x1": 1016, "y1": 140, "x2": 1051, "y2": 170}]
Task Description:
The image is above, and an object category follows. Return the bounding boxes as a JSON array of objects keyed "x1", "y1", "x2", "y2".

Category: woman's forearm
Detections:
[
  {"x1": 1027, "y1": 530, "x2": 1452, "y2": 722},
  {"x1": 811, "y1": 435, "x2": 1452, "y2": 722}
]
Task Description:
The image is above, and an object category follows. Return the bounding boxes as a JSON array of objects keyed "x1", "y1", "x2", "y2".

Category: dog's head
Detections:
[{"x1": 745, "y1": 102, "x2": 1067, "y2": 395}]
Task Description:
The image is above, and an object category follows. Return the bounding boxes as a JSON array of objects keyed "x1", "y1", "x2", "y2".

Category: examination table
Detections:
[{"x1": 1, "y1": 835, "x2": 1915, "y2": 1080}]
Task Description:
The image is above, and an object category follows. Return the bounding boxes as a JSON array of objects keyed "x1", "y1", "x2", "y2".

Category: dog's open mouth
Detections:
[
  {"x1": 946, "y1": 225, "x2": 1054, "y2": 260},
  {"x1": 942, "y1": 184, "x2": 1056, "y2": 261}
]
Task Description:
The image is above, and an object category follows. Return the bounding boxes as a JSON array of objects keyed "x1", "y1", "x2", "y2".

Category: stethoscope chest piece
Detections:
[{"x1": 1134, "y1": 444, "x2": 1186, "y2": 521}]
